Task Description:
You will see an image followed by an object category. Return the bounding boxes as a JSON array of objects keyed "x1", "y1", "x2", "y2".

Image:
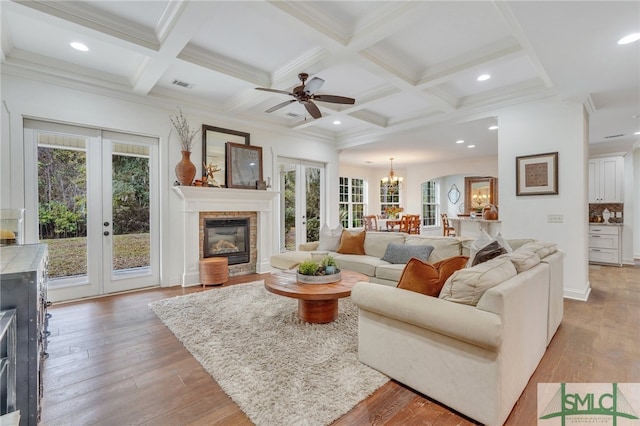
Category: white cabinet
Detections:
[
  {"x1": 588, "y1": 225, "x2": 622, "y2": 265},
  {"x1": 588, "y1": 156, "x2": 624, "y2": 203}
]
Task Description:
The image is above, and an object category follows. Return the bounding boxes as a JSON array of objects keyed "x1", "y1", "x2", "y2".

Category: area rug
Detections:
[{"x1": 148, "y1": 281, "x2": 388, "y2": 426}]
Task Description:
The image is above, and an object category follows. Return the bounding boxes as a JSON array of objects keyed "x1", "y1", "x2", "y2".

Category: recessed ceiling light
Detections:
[
  {"x1": 333, "y1": 120, "x2": 341, "y2": 125},
  {"x1": 634, "y1": 131, "x2": 640, "y2": 135},
  {"x1": 617, "y1": 33, "x2": 640, "y2": 45},
  {"x1": 477, "y1": 74, "x2": 491, "y2": 82},
  {"x1": 70, "y1": 42, "x2": 89, "y2": 52},
  {"x1": 488, "y1": 125, "x2": 499, "y2": 130},
  {"x1": 467, "y1": 145, "x2": 476, "y2": 148},
  {"x1": 456, "y1": 140, "x2": 464, "y2": 144}
]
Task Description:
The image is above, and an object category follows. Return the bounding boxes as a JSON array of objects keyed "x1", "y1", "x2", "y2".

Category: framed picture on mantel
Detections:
[
  {"x1": 226, "y1": 142, "x2": 263, "y2": 189},
  {"x1": 516, "y1": 152, "x2": 558, "y2": 196}
]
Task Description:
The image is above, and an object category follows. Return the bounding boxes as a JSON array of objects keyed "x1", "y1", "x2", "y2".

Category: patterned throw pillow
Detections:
[
  {"x1": 336, "y1": 230, "x2": 366, "y2": 255},
  {"x1": 397, "y1": 256, "x2": 469, "y2": 297},
  {"x1": 471, "y1": 240, "x2": 507, "y2": 266},
  {"x1": 381, "y1": 243, "x2": 434, "y2": 264}
]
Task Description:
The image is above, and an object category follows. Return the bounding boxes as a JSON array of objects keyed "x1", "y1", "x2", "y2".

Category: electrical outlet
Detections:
[{"x1": 547, "y1": 214, "x2": 563, "y2": 223}]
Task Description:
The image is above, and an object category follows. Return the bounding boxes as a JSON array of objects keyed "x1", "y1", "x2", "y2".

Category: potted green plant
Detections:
[
  {"x1": 320, "y1": 254, "x2": 338, "y2": 275},
  {"x1": 296, "y1": 257, "x2": 341, "y2": 284}
]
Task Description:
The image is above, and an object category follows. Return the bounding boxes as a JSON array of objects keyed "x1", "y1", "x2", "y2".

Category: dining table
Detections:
[{"x1": 378, "y1": 218, "x2": 401, "y2": 231}]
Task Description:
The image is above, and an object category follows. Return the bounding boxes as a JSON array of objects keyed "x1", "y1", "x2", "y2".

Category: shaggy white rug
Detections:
[{"x1": 148, "y1": 281, "x2": 388, "y2": 426}]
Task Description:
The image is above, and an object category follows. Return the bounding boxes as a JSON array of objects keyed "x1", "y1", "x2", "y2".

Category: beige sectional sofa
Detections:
[
  {"x1": 270, "y1": 231, "x2": 473, "y2": 286},
  {"x1": 352, "y1": 246, "x2": 564, "y2": 426},
  {"x1": 271, "y1": 231, "x2": 564, "y2": 425}
]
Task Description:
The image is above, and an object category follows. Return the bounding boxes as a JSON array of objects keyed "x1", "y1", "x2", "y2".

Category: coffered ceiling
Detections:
[{"x1": 1, "y1": 1, "x2": 638, "y2": 168}]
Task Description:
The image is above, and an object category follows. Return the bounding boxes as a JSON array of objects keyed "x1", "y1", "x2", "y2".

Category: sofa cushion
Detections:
[
  {"x1": 404, "y1": 236, "x2": 463, "y2": 262},
  {"x1": 334, "y1": 254, "x2": 387, "y2": 277},
  {"x1": 317, "y1": 224, "x2": 343, "y2": 251},
  {"x1": 439, "y1": 257, "x2": 517, "y2": 306},
  {"x1": 337, "y1": 230, "x2": 366, "y2": 255},
  {"x1": 397, "y1": 256, "x2": 469, "y2": 296},
  {"x1": 373, "y1": 263, "x2": 406, "y2": 282},
  {"x1": 472, "y1": 240, "x2": 507, "y2": 266},
  {"x1": 381, "y1": 242, "x2": 434, "y2": 264},
  {"x1": 516, "y1": 241, "x2": 557, "y2": 259},
  {"x1": 270, "y1": 251, "x2": 312, "y2": 270},
  {"x1": 364, "y1": 231, "x2": 406, "y2": 258},
  {"x1": 497, "y1": 250, "x2": 541, "y2": 273}
]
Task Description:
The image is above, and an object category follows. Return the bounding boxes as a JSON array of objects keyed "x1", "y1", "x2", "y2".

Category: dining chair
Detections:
[
  {"x1": 408, "y1": 214, "x2": 421, "y2": 234},
  {"x1": 363, "y1": 215, "x2": 378, "y2": 231},
  {"x1": 398, "y1": 215, "x2": 410, "y2": 233},
  {"x1": 441, "y1": 213, "x2": 456, "y2": 236}
]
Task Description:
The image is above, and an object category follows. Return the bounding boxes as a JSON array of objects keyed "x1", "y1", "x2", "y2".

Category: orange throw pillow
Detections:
[
  {"x1": 397, "y1": 255, "x2": 469, "y2": 297},
  {"x1": 336, "y1": 230, "x2": 366, "y2": 255}
]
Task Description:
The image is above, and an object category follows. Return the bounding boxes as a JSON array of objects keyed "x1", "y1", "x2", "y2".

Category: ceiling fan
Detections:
[{"x1": 255, "y1": 73, "x2": 355, "y2": 119}]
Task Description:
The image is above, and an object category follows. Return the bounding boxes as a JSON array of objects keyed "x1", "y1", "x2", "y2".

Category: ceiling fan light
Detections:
[{"x1": 617, "y1": 33, "x2": 640, "y2": 45}]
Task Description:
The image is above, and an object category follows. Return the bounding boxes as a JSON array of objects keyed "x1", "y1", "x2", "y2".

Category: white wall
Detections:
[
  {"x1": 1, "y1": 74, "x2": 339, "y2": 286},
  {"x1": 634, "y1": 145, "x2": 640, "y2": 262},
  {"x1": 498, "y1": 97, "x2": 590, "y2": 300}
]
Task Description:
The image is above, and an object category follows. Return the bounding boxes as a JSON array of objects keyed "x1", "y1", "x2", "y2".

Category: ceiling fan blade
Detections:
[
  {"x1": 304, "y1": 101, "x2": 322, "y2": 119},
  {"x1": 313, "y1": 94, "x2": 355, "y2": 105},
  {"x1": 265, "y1": 99, "x2": 296, "y2": 113},
  {"x1": 304, "y1": 77, "x2": 324, "y2": 94},
  {"x1": 255, "y1": 87, "x2": 295, "y2": 97}
]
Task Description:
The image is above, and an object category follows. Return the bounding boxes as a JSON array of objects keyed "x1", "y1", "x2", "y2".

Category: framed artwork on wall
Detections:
[
  {"x1": 226, "y1": 142, "x2": 263, "y2": 189},
  {"x1": 202, "y1": 125, "x2": 250, "y2": 187},
  {"x1": 516, "y1": 152, "x2": 558, "y2": 196}
]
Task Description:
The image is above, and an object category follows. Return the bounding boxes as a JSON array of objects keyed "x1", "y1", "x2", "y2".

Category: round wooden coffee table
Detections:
[{"x1": 264, "y1": 270, "x2": 368, "y2": 323}]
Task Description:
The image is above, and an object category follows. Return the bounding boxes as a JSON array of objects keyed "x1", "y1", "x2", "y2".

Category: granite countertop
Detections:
[{"x1": 589, "y1": 222, "x2": 623, "y2": 226}]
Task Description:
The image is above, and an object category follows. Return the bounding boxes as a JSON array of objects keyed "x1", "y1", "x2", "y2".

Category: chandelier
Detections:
[{"x1": 381, "y1": 157, "x2": 403, "y2": 194}]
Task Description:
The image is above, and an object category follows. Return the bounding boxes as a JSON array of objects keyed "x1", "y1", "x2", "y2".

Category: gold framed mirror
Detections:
[{"x1": 464, "y1": 176, "x2": 498, "y2": 214}]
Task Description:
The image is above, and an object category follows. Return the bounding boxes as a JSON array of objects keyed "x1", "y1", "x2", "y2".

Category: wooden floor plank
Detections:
[{"x1": 40, "y1": 265, "x2": 640, "y2": 425}]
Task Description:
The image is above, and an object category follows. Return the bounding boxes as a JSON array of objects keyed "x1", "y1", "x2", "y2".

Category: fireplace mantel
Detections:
[{"x1": 173, "y1": 186, "x2": 280, "y2": 286}]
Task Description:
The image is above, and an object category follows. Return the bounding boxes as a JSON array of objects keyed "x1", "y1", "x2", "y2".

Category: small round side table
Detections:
[{"x1": 199, "y1": 257, "x2": 229, "y2": 287}]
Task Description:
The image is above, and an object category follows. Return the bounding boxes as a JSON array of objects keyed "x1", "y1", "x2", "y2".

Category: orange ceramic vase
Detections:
[{"x1": 175, "y1": 150, "x2": 196, "y2": 186}]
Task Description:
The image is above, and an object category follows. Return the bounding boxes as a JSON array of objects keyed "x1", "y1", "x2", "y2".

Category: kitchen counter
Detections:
[{"x1": 589, "y1": 222, "x2": 623, "y2": 226}]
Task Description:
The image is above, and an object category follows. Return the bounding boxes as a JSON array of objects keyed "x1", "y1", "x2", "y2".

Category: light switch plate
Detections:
[
  {"x1": 616, "y1": 212, "x2": 622, "y2": 218},
  {"x1": 547, "y1": 214, "x2": 563, "y2": 223}
]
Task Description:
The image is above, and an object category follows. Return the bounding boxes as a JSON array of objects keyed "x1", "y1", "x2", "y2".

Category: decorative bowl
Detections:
[{"x1": 296, "y1": 272, "x2": 341, "y2": 284}]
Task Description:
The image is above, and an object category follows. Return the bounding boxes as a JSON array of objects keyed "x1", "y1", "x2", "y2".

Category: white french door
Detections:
[
  {"x1": 24, "y1": 120, "x2": 160, "y2": 302},
  {"x1": 278, "y1": 158, "x2": 324, "y2": 251}
]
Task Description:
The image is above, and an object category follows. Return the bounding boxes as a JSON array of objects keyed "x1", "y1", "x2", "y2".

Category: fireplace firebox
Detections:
[{"x1": 203, "y1": 218, "x2": 250, "y2": 265}]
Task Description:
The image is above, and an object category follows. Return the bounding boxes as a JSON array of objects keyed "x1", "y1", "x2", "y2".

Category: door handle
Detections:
[{"x1": 104, "y1": 231, "x2": 110, "y2": 236}]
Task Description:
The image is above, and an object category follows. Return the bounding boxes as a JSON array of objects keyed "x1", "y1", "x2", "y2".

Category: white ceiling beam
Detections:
[{"x1": 131, "y1": 1, "x2": 218, "y2": 95}]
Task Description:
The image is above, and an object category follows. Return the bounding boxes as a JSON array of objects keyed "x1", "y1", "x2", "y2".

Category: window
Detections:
[
  {"x1": 339, "y1": 177, "x2": 364, "y2": 229},
  {"x1": 421, "y1": 180, "x2": 439, "y2": 227},
  {"x1": 380, "y1": 180, "x2": 401, "y2": 217}
]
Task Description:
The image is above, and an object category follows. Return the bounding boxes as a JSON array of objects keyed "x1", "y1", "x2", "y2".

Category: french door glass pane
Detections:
[
  {"x1": 305, "y1": 167, "x2": 321, "y2": 243},
  {"x1": 37, "y1": 135, "x2": 88, "y2": 281},
  {"x1": 111, "y1": 144, "x2": 151, "y2": 274},
  {"x1": 284, "y1": 168, "x2": 296, "y2": 251}
]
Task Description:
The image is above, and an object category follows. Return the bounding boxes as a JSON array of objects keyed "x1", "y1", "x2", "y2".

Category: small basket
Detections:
[{"x1": 296, "y1": 272, "x2": 341, "y2": 284}]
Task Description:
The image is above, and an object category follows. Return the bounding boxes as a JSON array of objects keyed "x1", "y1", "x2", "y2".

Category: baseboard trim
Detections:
[{"x1": 563, "y1": 282, "x2": 591, "y2": 301}]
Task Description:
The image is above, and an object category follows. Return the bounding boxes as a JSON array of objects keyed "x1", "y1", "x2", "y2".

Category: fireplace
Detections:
[
  {"x1": 174, "y1": 186, "x2": 278, "y2": 286},
  {"x1": 203, "y1": 218, "x2": 250, "y2": 265}
]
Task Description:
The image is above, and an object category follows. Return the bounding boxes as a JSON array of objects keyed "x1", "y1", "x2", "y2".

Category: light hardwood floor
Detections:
[{"x1": 41, "y1": 264, "x2": 640, "y2": 425}]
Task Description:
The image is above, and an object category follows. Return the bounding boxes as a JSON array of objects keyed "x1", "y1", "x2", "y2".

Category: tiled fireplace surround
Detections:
[{"x1": 173, "y1": 186, "x2": 279, "y2": 286}]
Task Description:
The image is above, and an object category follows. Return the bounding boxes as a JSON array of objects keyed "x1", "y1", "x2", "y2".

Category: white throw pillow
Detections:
[
  {"x1": 317, "y1": 224, "x2": 343, "y2": 251},
  {"x1": 439, "y1": 257, "x2": 517, "y2": 306}
]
